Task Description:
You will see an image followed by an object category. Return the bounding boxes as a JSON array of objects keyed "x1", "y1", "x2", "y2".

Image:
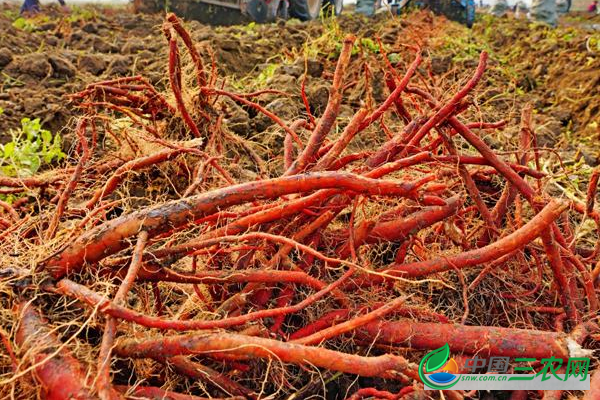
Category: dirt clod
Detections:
[
  {"x1": 48, "y1": 55, "x2": 77, "y2": 78},
  {"x1": 307, "y1": 82, "x2": 331, "y2": 114},
  {"x1": 105, "y1": 55, "x2": 132, "y2": 76},
  {"x1": 254, "y1": 98, "x2": 300, "y2": 132},
  {"x1": 121, "y1": 37, "x2": 148, "y2": 54},
  {"x1": 0, "y1": 47, "x2": 13, "y2": 69},
  {"x1": 5, "y1": 53, "x2": 52, "y2": 80},
  {"x1": 78, "y1": 54, "x2": 107, "y2": 75}
]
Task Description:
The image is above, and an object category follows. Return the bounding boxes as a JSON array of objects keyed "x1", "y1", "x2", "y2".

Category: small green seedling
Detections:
[
  {"x1": 0, "y1": 117, "x2": 65, "y2": 177},
  {"x1": 12, "y1": 17, "x2": 38, "y2": 32}
]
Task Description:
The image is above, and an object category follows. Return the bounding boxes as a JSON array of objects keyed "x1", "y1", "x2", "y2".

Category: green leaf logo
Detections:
[
  {"x1": 419, "y1": 344, "x2": 459, "y2": 390},
  {"x1": 425, "y1": 343, "x2": 450, "y2": 373}
]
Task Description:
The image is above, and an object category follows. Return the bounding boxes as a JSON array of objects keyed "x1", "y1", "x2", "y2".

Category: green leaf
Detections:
[
  {"x1": 21, "y1": 118, "x2": 34, "y2": 140},
  {"x1": 12, "y1": 17, "x2": 26, "y2": 30},
  {"x1": 41, "y1": 129, "x2": 52, "y2": 145},
  {"x1": 29, "y1": 156, "x2": 41, "y2": 174},
  {"x1": 1, "y1": 165, "x2": 15, "y2": 176},
  {"x1": 12, "y1": 16, "x2": 36, "y2": 32},
  {"x1": 387, "y1": 53, "x2": 401, "y2": 64},
  {"x1": 3, "y1": 142, "x2": 15, "y2": 157},
  {"x1": 425, "y1": 344, "x2": 450, "y2": 373},
  {"x1": 0, "y1": 117, "x2": 64, "y2": 177}
]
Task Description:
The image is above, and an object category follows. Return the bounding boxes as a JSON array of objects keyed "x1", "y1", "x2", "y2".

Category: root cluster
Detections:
[{"x1": 1, "y1": 13, "x2": 599, "y2": 400}]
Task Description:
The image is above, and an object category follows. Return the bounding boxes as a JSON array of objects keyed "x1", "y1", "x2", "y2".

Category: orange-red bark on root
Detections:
[
  {"x1": 15, "y1": 302, "x2": 97, "y2": 400},
  {"x1": 43, "y1": 172, "x2": 417, "y2": 278},
  {"x1": 386, "y1": 199, "x2": 567, "y2": 278},
  {"x1": 285, "y1": 35, "x2": 355, "y2": 175},
  {"x1": 337, "y1": 195, "x2": 462, "y2": 259},
  {"x1": 360, "y1": 320, "x2": 572, "y2": 360},
  {"x1": 114, "y1": 332, "x2": 417, "y2": 380}
]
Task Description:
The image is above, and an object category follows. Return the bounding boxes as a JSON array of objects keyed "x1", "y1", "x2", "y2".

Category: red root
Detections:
[
  {"x1": 385, "y1": 199, "x2": 567, "y2": 278},
  {"x1": 43, "y1": 172, "x2": 420, "y2": 277},
  {"x1": 286, "y1": 36, "x2": 356, "y2": 174},
  {"x1": 359, "y1": 320, "x2": 573, "y2": 360},
  {"x1": 46, "y1": 119, "x2": 91, "y2": 240},
  {"x1": 15, "y1": 303, "x2": 96, "y2": 400},
  {"x1": 114, "y1": 331, "x2": 417, "y2": 380}
]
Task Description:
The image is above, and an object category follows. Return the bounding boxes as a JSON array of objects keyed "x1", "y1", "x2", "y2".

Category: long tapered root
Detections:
[{"x1": 114, "y1": 332, "x2": 417, "y2": 380}]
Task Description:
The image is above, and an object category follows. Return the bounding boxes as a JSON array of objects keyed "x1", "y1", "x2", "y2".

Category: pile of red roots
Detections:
[{"x1": 1, "y1": 13, "x2": 599, "y2": 400}]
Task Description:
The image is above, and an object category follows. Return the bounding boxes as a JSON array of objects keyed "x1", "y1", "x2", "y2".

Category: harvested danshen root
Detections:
[
  {"x1": 113, "y1": 332, "x2": 418, "y2": 380},
  {"x1": 15, "y1": 303, "x2": 96, "y2": 400},
  {"x1": 43, "y1": 172, "x2": 420, "y2": 278},
  {"x1": 3, "y1": 12, "x2": 598, "y2": 400}
]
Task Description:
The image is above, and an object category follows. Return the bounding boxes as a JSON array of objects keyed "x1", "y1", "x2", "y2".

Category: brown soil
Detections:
[{"x1": 1, "y1": 5, "x2": 597, "y2": 165}]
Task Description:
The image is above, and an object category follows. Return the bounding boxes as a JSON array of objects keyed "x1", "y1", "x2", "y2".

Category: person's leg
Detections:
[
  {"x1": 288, "y1": 0, "x2": 312, "y2": 20},
  {"x1": 489, "y1": 0, "x2": 509, "y2": 16},
  {"x1": 556, "y1": 0, "x2": 568, "y2": 13},
  {"x1": 530, "y1": 0, "x2": 557, "y2": 26},
  {"x1": 20, "y1": 0, "x2": 41, "y2": 14},
  {"x1": 355, "y1": 0, "x2": 376, "y2": 15}
]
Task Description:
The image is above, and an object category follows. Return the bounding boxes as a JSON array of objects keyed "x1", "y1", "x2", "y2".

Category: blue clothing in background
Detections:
[
  {"x1": 20, "y1": 0, "x2": 66, "y2": 14},
  {"x1": 20, "y1": 0, "x2": 40, "y2": 14}
]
